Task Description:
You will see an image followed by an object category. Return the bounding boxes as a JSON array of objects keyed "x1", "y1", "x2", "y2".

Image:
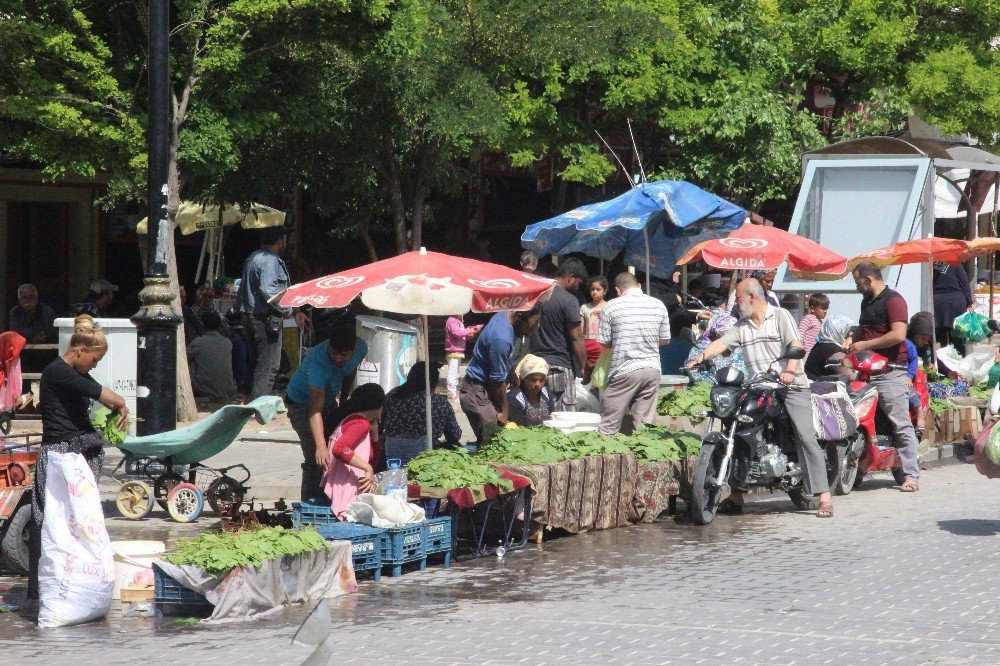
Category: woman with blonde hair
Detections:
[{"x1": 29, "y1": 314, "x2": 128, "y2": 598}]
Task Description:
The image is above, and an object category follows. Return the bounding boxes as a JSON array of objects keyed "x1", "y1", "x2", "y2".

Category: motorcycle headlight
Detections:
[
  {"x1": 870, "y1": 359, "x2": 887, "y2": 371},
  {"x1": 710, "y1": 387, "x2": 738, "y2": 418},
  {"x1": 843, "y1": 356, "x2": 854, "y2": 369}
]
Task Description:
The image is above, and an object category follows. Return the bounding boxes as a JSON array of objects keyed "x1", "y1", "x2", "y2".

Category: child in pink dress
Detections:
[
  {"x1": 444, "y1": 315, "x2": 481, "y2": 401},
  {"x1": 320, "y1": 383, "x2": 385, "y2": 518}
]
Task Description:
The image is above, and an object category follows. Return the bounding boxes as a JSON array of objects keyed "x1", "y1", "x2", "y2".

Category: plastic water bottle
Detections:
[
  {"x1": 496, "y1": 542, "x2": 506, "y2": 559},
  {"x1": 378, "y1": 459, "x2": 408, "y2": 502}
]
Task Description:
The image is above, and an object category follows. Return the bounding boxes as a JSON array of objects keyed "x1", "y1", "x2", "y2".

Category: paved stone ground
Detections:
[{"x1": 2, "y1": 461, "x2": 1000, "y2": 665}]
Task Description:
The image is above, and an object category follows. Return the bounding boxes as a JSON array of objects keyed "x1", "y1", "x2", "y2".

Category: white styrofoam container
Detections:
[{"x1": 55, "y1": 317, "x2": 138, "y2": 435}]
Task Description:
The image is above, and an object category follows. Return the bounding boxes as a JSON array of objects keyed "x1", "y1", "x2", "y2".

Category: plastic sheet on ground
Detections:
[
  {"x1": 154, "y1": 541, "x2": 355, "y2": 622},
  {"x1": 119, "y1": 396, "x2": 285, "y2": 465}
]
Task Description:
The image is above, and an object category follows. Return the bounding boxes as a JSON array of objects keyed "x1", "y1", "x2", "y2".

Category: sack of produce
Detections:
[
  {"x1": 38, "y1": 452, "x2": 115, "y2": 628},
  {"x1": 590, "y1": 349, "x2": 612, "y2": 390}
]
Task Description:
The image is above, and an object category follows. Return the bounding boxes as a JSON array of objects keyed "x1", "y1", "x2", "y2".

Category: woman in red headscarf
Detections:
[{"x1": 0, "y1": 331, "x2": 27, "y2": 412}]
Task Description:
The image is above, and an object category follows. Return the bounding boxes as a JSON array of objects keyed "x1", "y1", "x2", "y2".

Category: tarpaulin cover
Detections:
[
  {"x1": 119, "y1": 396, "x2": 285, "y2": 465},
  {"x1": 521, "y1": 181, "x2": 746, "y2": 279},
  {"x1": 154, "y1": 541, "x2": 355, "y2": 622}
]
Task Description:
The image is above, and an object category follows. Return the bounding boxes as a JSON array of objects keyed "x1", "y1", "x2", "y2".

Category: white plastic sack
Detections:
[
  {"x1": 344, "y1": 493, "x2": 425, "y2": 528},
  {"x1": 937, "y1": 345, "x2": 994, "y2": 385},
  {"x1": 38, "y1": 451, "x2": 114, "y2": 628}
]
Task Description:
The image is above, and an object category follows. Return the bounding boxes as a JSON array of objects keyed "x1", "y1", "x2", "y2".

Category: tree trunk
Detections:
[
  {"x1": 382, "y1": 135, "x2": 408, "y2": 254},
  {"x1": 361, "y1": 227, "x2": 379, "y2": 263},
  {"x1": 411, "y1": 143, "x2": 430, "y2": 250},
  {"x1": 169, "y1": 100, "x2": 198, "y2": 422}
]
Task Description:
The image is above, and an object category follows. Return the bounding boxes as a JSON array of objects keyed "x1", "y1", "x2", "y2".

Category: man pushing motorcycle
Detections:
[
  {"x1": 688, "y1": 279, "x2": 834, "y2": 518},
  {"x1": 846, "y1": 262, "x2": 920, "y2": 492}
]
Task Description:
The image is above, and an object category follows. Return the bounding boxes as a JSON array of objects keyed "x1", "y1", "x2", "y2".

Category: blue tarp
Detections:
[{"x1": 521, "y1": 181, "x2": 746, "y2": 278}]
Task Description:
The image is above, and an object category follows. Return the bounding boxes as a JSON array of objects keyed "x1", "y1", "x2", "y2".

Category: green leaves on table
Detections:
[
  {"x1": 968, "y1": 383, "x2": 993, "y2": 400},
  {"x1": 929, "y1": 397, "x2": 952, "y2": 415},
  {"x1": 656, "y1": 383, "x2": 712, "y2": 421},
  {"x1": 164, "y1": 526, "x2": 330, "y2": 575},
  {"x1": 407, "y1": 448, "x2": 513, "y2": 492},
  {"x1": 477, "y1": 426, "x2": 701, "y2": 464}
]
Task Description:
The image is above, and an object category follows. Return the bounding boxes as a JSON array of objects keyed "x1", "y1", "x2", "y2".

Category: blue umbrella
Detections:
[{"x1": 521, "y1": 181, "x2": 746, "y2": 281}]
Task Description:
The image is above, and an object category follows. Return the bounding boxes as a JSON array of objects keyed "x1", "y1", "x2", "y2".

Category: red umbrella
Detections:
[
  {"x1": 277, "y1": 248, "x2": 554, "y2": 450},
  {"x1": 676, "y1": 224, "x2": 848, "y2": 277},
  {"x1": 279, "y1": 248, "x2": 553, "y2": 314},
  {"x1": 848, "y1": 237, "x2": 972, "y2": 269}
]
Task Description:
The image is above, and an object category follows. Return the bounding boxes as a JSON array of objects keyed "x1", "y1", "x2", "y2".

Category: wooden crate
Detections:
[
  {"x1": 933, "y1": 406, "x2": 983, "y2": 444},
  {"x1": 121, "y1": 585, "x2": 155, "y2": 603}
]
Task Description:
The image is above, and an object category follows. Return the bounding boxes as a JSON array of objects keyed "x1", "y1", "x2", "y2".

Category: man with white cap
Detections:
[{"x1": 69, "y1": 279, "x2": 118, "y2": 318}]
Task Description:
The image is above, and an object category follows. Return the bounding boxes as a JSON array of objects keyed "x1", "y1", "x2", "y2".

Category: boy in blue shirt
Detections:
[{"x1": 286, "y1": 325, "x2": 367, "y2": 502}]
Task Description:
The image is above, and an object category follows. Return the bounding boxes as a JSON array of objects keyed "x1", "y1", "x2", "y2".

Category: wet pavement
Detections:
[{"x1": 3, "y1": 461, "x2": 1000, "y2": 664}]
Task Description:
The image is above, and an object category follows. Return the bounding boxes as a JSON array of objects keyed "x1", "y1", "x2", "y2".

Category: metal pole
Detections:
[
  {"x1": 131, "y1": 0, "x2": 180, "y2": 436},
  {"x1": 423, "y1": 315, "x2": 432, "y2": 451},
  {"x1": 643, "y1": 226, "x2": 650, "y2": 293}
]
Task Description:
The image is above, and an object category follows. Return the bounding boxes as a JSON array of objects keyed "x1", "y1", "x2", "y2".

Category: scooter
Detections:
[{"x1": 826, "y1": 350, "x2": 927, "y2": 494}]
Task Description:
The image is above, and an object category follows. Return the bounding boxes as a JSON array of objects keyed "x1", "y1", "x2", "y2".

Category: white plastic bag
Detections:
[
  {"x1": 38, "y1": 451, "x2": 114, "y2": 628},
  {"x1": 937, "y1": 345, "x2": 995, "y2": 385}
]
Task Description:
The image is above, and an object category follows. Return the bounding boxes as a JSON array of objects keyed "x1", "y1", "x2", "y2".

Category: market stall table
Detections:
[{"x1": 407, "y1": 469, "x2": 532, "y2": 561}]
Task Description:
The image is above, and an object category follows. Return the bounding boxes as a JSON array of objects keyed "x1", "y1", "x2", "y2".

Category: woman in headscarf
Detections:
[
  {"x1": 320, "y1": 383, "x2": 386, "y2": 519},
  {"x1": 686, "y1": 310, "x2": 747, "y2": 384},
  {"x1": 381, "y1": 361, "x2": 463, "y2": 465},
  {"x1": 804, "y1": 315, "x2": 855, "y2": 380},
  {"x1": 0, "y1": 331, "x2": 27, "y2": 412},
  {"x1": 507, "y1": 354, "x2": 552, "y2": 426}
]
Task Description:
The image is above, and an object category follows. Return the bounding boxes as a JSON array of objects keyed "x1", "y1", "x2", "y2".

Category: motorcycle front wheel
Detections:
[{"x1": 691, "y1": 443, "x2": 724, "y2": 525}]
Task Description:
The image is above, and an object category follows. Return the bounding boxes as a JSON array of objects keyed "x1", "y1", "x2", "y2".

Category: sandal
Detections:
[
  {"x1": 817, "y1": 501, "x2": 834, "y2": 518},
  {"x1": 899, "y1": 478, "x2": 919, "y2": 493},
  {"x1": 718, "y1": 497, "x2": 744, "y2": 515},
  {"x1": 914, "y1": 427, "x2": 925, "y2": 440}
]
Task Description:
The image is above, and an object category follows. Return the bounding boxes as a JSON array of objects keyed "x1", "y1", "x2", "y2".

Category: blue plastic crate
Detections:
[
  {"x1": 292, "y1": 501, "x2": 338, "y2": 528},
  {"x1": 314, "y1": 521, "x2": 385, "y2": 581},
  {"x1": 421, "y1": 517, "x2": 452, "y2": 567},
  {"x1": 153, "y1": 564, "x2": 213, "y2": 618},
  {"x1": 380, "y1": 523, "x2": 426, "y2": 577}
]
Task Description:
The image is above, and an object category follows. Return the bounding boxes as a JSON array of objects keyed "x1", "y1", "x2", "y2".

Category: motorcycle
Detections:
[
  {"x1": 689, "y1": 346, "x2": 817, "y2": 525},
  {"x1": 824, "y1": 350, "x2": 927, "y2": 494}
]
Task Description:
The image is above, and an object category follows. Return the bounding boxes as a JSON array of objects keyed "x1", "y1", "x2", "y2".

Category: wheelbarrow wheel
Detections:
[
  {"x1": 206, "y1": 476, "x2": 245, "y2": 515},
  {"x1": 166, "y1": 483, "x2": 203, "y2": 523},
  {"x1": 116, "y1": 480, "x2": 154, "y2": 519},
  {"x1": 154, "y1": 472, "x2": 184, "y2": 511}
]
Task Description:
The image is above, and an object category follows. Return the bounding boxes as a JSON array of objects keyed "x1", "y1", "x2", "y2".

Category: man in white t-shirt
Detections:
[{"x1": 596, "y1": 272, "x2": 670, "y2": 435}]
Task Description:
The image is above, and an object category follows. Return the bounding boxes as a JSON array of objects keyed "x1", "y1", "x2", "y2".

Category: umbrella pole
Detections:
[
  {"x1": 643, "y1": 226, "x2": 651, "y2": 293},
  {"x1": 423, "y1": 314, "x2": 433, "y2": 452},
  {"x1": 195, "y1": 233, "x2": 208, "y2": 286}
]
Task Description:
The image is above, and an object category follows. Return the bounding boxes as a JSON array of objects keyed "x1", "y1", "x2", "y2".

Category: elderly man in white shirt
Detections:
[{"x1": 596, "y1": 272, "x2": 671, "y2": 436}]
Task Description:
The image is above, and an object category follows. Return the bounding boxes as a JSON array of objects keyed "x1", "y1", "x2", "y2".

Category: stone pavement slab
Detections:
[{"x1": 2, "y1": 461, "x2": 1000, "y2": 665}]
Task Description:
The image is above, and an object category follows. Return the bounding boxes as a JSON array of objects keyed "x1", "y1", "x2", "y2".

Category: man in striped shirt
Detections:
[
  {"x1": 691, "y1": 278, "x2": 833, "y2": 519},
  {"x1": 596, "y1": 272, "x2": 671, "y2": 435}
]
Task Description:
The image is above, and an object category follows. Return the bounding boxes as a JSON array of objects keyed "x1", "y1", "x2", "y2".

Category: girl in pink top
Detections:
[
  {"x1": 320, "y1": 383, "x2": 385, "y2": 519},
  {"x1": 444, "y1": 315, "x2": 481, "y2": 400}
]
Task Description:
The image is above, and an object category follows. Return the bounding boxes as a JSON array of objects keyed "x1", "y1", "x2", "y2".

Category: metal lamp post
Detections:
[{"x1": 131, "y1": 0, "x2": 180, "y2": 436}]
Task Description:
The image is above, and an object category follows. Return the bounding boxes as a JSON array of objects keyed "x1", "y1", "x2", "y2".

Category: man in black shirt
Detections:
[
  {"x1": 847, "y1": 262, "x2": 920, "y2": 492},
  {"x1": 529, "y1": 257, "x2": 588, "y2": 411}
]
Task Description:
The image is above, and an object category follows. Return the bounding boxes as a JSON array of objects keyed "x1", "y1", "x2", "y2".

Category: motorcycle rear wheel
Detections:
[
  {"x1": 691, "y1": 443, "x2": 724, "y2": 525},
  {"x1": 828, "y1": 439, "x2": 859, "y2": 496}
]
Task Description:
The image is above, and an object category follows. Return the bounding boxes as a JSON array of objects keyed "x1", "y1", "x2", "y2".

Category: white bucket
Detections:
[{"x1": 111, "y1": 540, "x2": 165, "y2": 600}]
